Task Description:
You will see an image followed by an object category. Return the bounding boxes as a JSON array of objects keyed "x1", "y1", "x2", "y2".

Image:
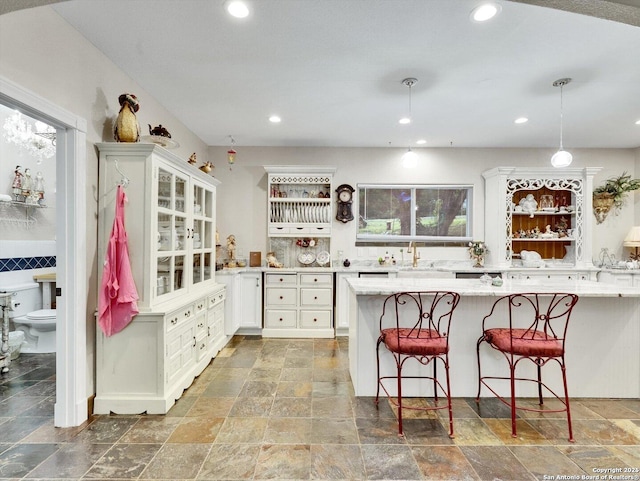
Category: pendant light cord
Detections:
[{"x1": 559, "y1": 83, "x2": 564, "y2": 150}]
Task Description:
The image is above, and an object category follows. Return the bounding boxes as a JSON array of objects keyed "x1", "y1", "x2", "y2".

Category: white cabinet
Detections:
[
  {"x1": 335, "y1": 272, "x2": 358, "y2": 336},
  {"x1": 216, "y1": 270, "x2": 263, "y2": 336},
  {"x1": 483, "y1": 167, "x2": 600, "y2": 270},
  {"x1": 504, "y1": 270, "x2": 595, "y2": 281},
  {"x1": 263, "y1": 271, "x2": 334, "y2": 338},
  {"x1": 95, "y1": 143, "x2": 226, "y2": 415}
]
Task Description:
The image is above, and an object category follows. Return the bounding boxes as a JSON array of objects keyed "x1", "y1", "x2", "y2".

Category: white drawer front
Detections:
[
  {"x1": 208, "y1": 290, "x2": 225, "y2": 309},
  {"x1": 300, "y1": 273, "x2": 332, "y2": 286},
  {"x1": 300, "y1": 288, "x2": 332, "y2": 306},
  {"x1": 265, "y1": 309, "x2": 297, "y2": 328},
  {"x1": 266, "y1": 287, "x2": 297, "y2": 306},
  {"x1": 166, "y1": 305, "x2": 194, "y2": 333},
  {"x1": 300, "y1": 310, "x2": 331, "y2": 328},
  {"x1": 194, "y1": 298, "x2": 207, "y2": 314},
  {"x1": 195, "y1": 317, "x2": 207, "y2": 337},
  {"x1": 269, "y1": 226, "x2": 291, "y2": 235},
  {"x1": 266, "y1": 273, "x2": 297, "y2": 285}
]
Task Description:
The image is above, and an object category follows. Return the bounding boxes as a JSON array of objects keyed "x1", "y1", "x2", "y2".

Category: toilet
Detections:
[{"x1": 0, "y1": 281, "x2": 56, "y2": 354}]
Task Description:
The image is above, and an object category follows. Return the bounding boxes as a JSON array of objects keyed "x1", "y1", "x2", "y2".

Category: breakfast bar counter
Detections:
[{"x1": 347, "y1": 277, "x2": 640, "y2": 399}]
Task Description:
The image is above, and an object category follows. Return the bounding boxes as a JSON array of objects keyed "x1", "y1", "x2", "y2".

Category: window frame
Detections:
[{"x1": 356, "y1": 183, "x2": 474, "y2": 244}]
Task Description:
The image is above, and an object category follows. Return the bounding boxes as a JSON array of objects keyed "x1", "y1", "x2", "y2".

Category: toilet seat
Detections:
[{"x1": 26, "y1": 309, "x2": 56, "y2": 320}]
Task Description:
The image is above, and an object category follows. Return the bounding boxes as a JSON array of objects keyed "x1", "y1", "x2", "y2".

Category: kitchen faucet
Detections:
[{"x1": 407, "y1": 241, "x2": 420, "y2": 268}]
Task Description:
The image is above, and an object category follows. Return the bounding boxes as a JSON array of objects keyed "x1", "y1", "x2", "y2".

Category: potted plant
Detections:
[{"x1": 593, "y1": 172, "x2": 640, "y2": 224}]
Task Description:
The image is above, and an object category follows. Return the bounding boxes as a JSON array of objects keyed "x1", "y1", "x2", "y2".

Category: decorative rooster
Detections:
[{"x1": 114, "y1": 93, "x2": 140, "y2": 142}]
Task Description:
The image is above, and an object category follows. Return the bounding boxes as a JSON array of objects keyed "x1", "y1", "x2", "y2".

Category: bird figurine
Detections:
[
  {"x1": 188, "y1": 153, "x2": 197, "y2": 165},
  {"x1": 114, "y1": 93, "x2": 140, "y2": 142}
]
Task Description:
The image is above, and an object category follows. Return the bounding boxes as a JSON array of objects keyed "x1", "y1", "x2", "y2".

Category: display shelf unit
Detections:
[
  {"x1": 95, "y1": 142, "x2": 226, "y2": 415},
  {"x1": 483, "y1": 167, "x2": 601, "y2": 269},
  {"x1": 265, "y1": 166, "x2": 336, "y2": 238},
  {"x1": 0, "y1": 200, "x2": 44, "y2": 228}
]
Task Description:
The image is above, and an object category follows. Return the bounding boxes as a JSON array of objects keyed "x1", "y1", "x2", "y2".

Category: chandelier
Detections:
[{"x1": 2, "y1": 111, "x2": 56, "y2": 164}]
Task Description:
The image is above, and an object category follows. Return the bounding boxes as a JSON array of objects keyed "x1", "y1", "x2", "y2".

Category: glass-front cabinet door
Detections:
[
  {"x1": 156, "y1": 165, "x2": 190, "y2": 298},
  {"x1": 192, "y1": 179, "x2": 215, "y2": 286}
]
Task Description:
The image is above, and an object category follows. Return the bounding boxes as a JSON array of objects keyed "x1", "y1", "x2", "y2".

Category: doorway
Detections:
[{"x1": 0, "y1": 75, "x2": 88, "y2": 427}]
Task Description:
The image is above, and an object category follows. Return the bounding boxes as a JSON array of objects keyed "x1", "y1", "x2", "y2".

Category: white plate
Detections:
[
  {"x1": 140, "y1": 135, "x2": 180, "y2": 149},
  {"x1": 298, "y1": 251, "x2": 316, "y2": 265},
  {"x1": 316, "y1": 251, "x2": 330, "y2": 266}
]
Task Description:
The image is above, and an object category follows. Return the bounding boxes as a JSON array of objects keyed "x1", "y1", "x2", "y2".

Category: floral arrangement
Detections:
[
  {"x1": 593, "y1": 172, "x2": 640, "y2": 208},
  {"x1": 296, "y1": 237, "x2": 316, "y2": 248},
  {"x1": 468, "y1": 241, "x2": 488, "y2": 267}
]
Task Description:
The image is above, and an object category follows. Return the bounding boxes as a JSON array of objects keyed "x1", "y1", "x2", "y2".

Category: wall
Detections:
[
  {"x1": 210, "y1": 146, "x2": 638, "y2": 266},
  {"x1": 0, "y1": 6, "x2": 211, "y2": 396}
]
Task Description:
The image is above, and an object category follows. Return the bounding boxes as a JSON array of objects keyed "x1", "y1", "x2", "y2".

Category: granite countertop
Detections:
[{"x1": 346, "y1": 277, "x2": 640, "y2": 297}]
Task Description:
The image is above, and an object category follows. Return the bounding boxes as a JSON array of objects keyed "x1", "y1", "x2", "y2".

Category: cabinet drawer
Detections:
[
  {"x1": 194, "y1": 298, "x2": 207, "y2": 314},
  {"x1": 300, "y1": 288, "x2": 332, "y2": 306},
  {"x1": 166, "y1": 305, "x2": 194, "y2": 333},
  {"x1": 208, "y1": 290, "x2": 225, "y2": 309},
  {"x1": 308, "y1": 226, "x2": 330, "y2": 236},
  {"x1": 266, "y1": 287, "x2": 297, "y2": 306},
  {"x1": 196, "y1": 336, "x2": 208, "y2": 361},
  {"x1": 266, "y1": 273, "x2": 297, "y2": 285},
  {"x1": 300, "y1": 310, "x2": 331, "y2": 328},
  {"x1": 269, "y1": 226, "x2": 291, "y2": 235},
  {"x1": 300, "y1": 273, "x2": 332, "y2": 286},
  {"x1": 265, "y1": 309, "x2": 297, "y2": 328}
]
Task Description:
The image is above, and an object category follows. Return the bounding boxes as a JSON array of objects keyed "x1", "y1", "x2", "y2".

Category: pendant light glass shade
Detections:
[
  {"x1": 551, "y1": 78, "x2": 572, "y2": 168},
  {"x1": 402, "y1": 148, "x2": 418, "y2": 168},
  {"x1": 551, "y1": 149, "x2": 572, "y2": 168}
]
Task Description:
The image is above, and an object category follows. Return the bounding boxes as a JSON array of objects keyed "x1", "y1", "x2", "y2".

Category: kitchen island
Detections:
[{"x1": 347, "y1": 277, "x2": 640, "y2": 399}]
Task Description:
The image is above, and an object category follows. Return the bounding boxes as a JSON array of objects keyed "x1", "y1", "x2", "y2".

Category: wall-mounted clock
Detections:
[{"x1": 336, "y1": 184, "x2": 355, "y2": 223}]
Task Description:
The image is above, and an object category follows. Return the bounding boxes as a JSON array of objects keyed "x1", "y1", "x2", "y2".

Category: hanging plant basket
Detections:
[
  {"x1": 592, "y1": 172, "x2": 640, "y2": 224},
  {"x1": 593, "y1": 192, "x2": 615, "y2": 225}
]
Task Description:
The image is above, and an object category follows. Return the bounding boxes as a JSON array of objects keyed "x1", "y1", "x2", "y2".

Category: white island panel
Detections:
[{"x1": 348, "y1": 278, "x2": 640, "y2": 399}]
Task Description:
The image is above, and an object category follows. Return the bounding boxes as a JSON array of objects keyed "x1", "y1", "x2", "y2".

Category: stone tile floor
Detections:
[{"x1": 0, "y1": 336, "x2": 639, "y2": 480}]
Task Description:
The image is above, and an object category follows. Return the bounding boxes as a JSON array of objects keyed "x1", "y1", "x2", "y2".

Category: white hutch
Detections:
[
  {"x1": 95, "y1": 143, "x2": 226, "y2": 414},
  {"x1": 263, "y1": 166, "x2": 336, "y2": 338},
  {"x1": 483, "y1": 167, "x2": 600, "y2": 277}
]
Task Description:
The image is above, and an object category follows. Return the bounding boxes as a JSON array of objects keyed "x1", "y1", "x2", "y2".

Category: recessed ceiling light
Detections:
[
  {"x1": 514, "y1": 117, "x2": 528, "y2": 124},
  {"x1": 225, "y1": 0, "x2": 249, "y2": 18},
  {"x1": 416, "y1": 139, "x2": 427, "y2": 145},
  {"x1": 269, "y1": 115, "x2": 281, "y2": 123},
  {"x1": 398, "y1": 117, "x2": 411, "y2": 125},
  {"x1": 470, "y1": 3, "x2": 501, "y2": 22},
  {"x1": 635, "y1": 119, "x2": 640, "y2": 125}
]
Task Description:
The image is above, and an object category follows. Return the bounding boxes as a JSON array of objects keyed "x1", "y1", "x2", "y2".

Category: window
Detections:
[{"x1": 357, "y1": 184, "x2": 473, "y2": 243}]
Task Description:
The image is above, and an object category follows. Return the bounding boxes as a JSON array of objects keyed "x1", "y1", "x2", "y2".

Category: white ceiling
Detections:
[{"x1": 48, "y1": 0, "x2": 640, "y2": 149}]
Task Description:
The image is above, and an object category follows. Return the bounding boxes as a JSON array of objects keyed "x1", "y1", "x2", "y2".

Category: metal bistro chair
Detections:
[
  {"x1": 375, "y1": 291, "x2": 460, "y2": 437},
  {"x1": 476, "y1": 293, "x2": 579, "y2": 442}
]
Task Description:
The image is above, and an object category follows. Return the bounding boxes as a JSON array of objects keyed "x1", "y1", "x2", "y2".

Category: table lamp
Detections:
[{"x1": 623, "y1": 226, "x2": 640, "y2": 260}]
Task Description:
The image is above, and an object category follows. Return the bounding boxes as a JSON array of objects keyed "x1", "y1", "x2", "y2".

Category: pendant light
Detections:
[
  {"x1": 227, "y1": 135, "x2": 237, "y2": 170},
  {"x1": 550, "y1": 78, "x2": 573, "y2": 168},
  {"x1": 399, "y1": 78, "x2": 419, "y2": 168}
]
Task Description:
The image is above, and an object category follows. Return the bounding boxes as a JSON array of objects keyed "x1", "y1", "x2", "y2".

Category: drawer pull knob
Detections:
[
  {"x1": 314, "y1": 278, "x2": 318, "y2": 282},
  {"x1": 313, "y1": 318, "x2": 317, "y2": 322},
  {"x1": 279, "y1": 318, "x2": 283, "y2": 321},
  {"x1": 279, "y1": 296, "x2": 283, "y2": 299},
  {"x1": 171, "y1": 318, "x2": 177, "y2": 325},
  {"x1": 314, "y1": 296, "x2": 318, "y2": 300}
]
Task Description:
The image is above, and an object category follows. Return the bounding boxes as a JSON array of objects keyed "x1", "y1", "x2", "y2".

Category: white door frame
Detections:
[{"x1": 0, "y1": 75, "x2": 88, "y2": 427}]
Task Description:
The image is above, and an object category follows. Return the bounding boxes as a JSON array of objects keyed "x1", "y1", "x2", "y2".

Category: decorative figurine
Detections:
[
  {"x1": 519, "y1": 193, "x2": 538, "y2": 218},
  {"x1": 21, "y1": 168, "x2": 32, "y2": 197},
  {"x1": 148, "y1": 124, "x2": 171, "y2": 138},
  {"x1": 34, "y1": 171, "x2": 45, "y2": 202},
  {"x1": 266, "y1": 251, "x2": 284, "y2": 268},
  {"x1": 226, "y1": 234, "x2": 237, "y2": 261},
  {"x1": 188, "y1": 153, "x2": 197, "y2": 165},
  {"x1": 114, "y1": 93, "x2": 140, "y2": 143},
  {"x1": 11, "y1": 165, "x2": 23, "y2": 199},
  {"x1": 199, "y1": 162, "x2": 214, "y2": 174}
]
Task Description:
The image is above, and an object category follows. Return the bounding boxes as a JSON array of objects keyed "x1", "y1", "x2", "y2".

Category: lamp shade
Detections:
[
  {"x1": 623, "y1": 226, "x2": 640, "y2": 247},
  {"x1": 401, "y1": 148, "x2": 418, "y2": 168},
  {"x1": 551, "y1": 149, "x2": 573, "y2": 168}
]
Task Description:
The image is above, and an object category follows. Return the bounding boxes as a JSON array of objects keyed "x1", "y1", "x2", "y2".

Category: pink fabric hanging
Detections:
[{"x1": 98, "y1": 185, "x2": 139, "y2": 336}]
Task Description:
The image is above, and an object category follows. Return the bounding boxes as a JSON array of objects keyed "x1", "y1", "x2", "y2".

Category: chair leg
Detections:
[
  {"x1": 443, "y1": 356, "x2": 454, "y2": 438},
  {"x1": 537, "y1": 361, "x2": 543, "y2": 405},
  {"x1": 396, "y1": 357, "x2": 404, "y2": 436},
  {"x1": 375, "y1": 337, "x2": 382, "y2": 407},
  {"x1": 433, "y1": 359, "x2": 438, "y2": 402},
  {"x1": 510, "y1": 362, "x2": 517, "y2": 438},
  {"x1": 561, "y1": 363, "x2": 575, "y2": 443},
  {"x1": 475, "y1": 336, "x2": 484, "y2": 401}
]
